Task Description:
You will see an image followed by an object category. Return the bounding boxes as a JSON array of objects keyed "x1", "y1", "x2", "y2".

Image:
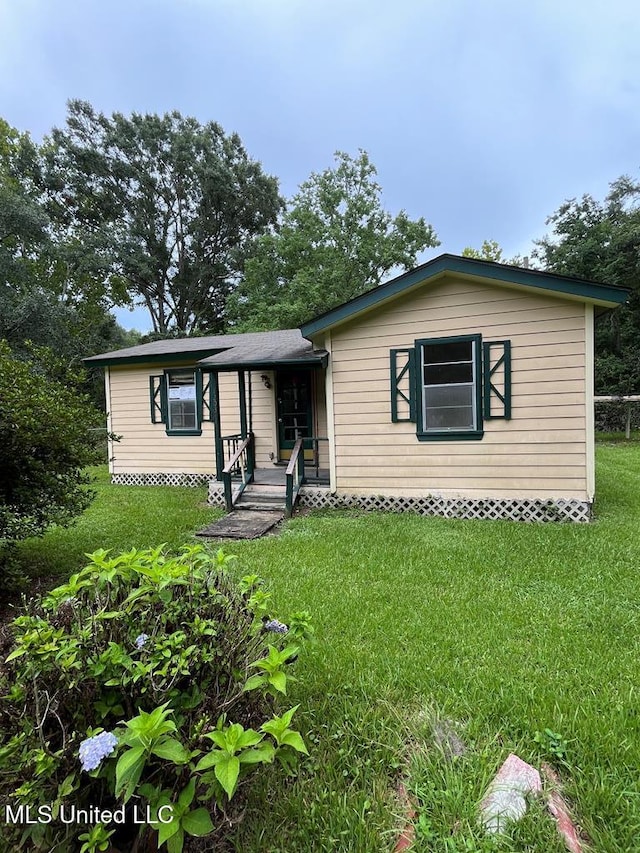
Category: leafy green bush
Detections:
[
  {"x1": 0, "y1": 341, "x2": 102, "y2": 594},
  {"x1": 0, "y1": 545, "x2": 311, "y2": 851}
]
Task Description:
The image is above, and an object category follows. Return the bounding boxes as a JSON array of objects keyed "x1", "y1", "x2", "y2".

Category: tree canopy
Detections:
[
  {"x1": 228, "y1": 151, "x2": 439, "y2": 330},
  {"x1": 44, "y1": 101, "x2": 283, "y2": 335},
  {"x1": 534, "y1": 176, "x2": 640, "y2": 393},
  {"x1": 0, "y1": 118, "x2": 136, "y2": 408},
  {"x1": 461, "y1": 239, "x2": 505, "y2": 262}
]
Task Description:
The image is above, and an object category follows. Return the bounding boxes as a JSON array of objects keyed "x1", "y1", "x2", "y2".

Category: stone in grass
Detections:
[
  {"x1": 432, "y1": 717, "x2": 466, "y2": 760},
  {"x1": 393, "y1": 781, "x2": 417, "y2": 853},
  {"x1": 541, "y1": 762, "x2": 585, "y2": 853},
  {"x1": 479, "y1": 753, "x2": 542, "y2": 834}
]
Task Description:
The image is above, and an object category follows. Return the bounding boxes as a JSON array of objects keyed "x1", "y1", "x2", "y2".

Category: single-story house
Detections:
[{"x1": 85, "y1": 254, "x2": 629, "y2": 522}]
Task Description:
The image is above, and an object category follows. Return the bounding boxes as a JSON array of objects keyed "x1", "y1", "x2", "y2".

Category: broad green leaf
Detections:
[
  {"x1": 205, "y1": 730, "x2": 228, "y2": 750},
  {"x1": 166, "y1": 826, "x2": 185, "y2": 853},
  {"x1": 157, "y1": 812, "x2": 180, "y2": 847},
  {"x1": 177, "y1": 779, "x2": 196, "y2": 809},
  {"x1": 214, "y1": 754, "x2": 240, "y2": 799},
  {"x1": 194, "y1": 750, "x2": 223, "y2": 772},
  {"x1": 57, "y1": 773, "x2": 78, "y2": 798},
  {"x1": 269, "y1": 671, "x2": 287, "y2": 694},
  {"x1": 115, "y1": 746, "x2": 146, "y2": 802},
  {"x1": 238, "y1": 743, "x2": 275, "y2": 764},
  {"x1": 281, "y1": 731, "x2": 309, "y2": 754},
  {"x1": 242, "y1": 674, "x2": 265, "y2": 693},
  {"x1": 182, "y1": 807, "x2": 214, "y2": 837},
  {"x1": 151, "y1": 738, "x2": 189, "y2": 765},
  {"x1": 279, "y1": 705, "x2": 300, "y2": 728},
  {"x1": 237, "y1": 728, "x2": 262, "y2": 749},
  {"x1": 260, "y1": 719, "x2": 282, "y2": 740}
]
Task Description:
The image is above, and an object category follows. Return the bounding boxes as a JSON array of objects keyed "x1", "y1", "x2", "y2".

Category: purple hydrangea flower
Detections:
[
  {"x1": 78, "y1": 731, "x2": 118, "y2": 772},
  {"x1": 264, "y1": 619, "x2": 289, "y2": 635},
  {"x1": 135, "y1": 633, "x2": 149, "y2": 650}
]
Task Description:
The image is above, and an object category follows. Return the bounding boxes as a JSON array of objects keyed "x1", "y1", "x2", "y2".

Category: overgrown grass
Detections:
[
  {"x1": 10, "y1": 446, "x2": 640, "y2": 850},
  {"x1": 14, "y1": 466, "x2": 220, "y2": 581},
  {"x1": 224, "y1": 444, "x2": 640, "y2": 852}
]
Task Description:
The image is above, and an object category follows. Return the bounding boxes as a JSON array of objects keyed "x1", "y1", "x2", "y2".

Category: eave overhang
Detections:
[{"x1": 300, "y1": 253, "x2": 630, "y2": 338}]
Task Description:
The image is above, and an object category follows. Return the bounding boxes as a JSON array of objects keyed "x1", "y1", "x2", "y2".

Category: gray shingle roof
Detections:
[
  {"x1": 198, "y1": 330, "x2": 326, "y2": 368},
  {"x1": 84, "y1": 329, "x2": 327, "y2": 368}
]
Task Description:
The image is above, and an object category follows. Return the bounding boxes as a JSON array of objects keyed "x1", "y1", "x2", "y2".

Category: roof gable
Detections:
[{"x1": 300, "y1": 254, "x2": 630, "y2": 338}]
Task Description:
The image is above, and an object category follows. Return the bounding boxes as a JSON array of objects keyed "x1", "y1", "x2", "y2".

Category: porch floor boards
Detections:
[{"x1": 252, "y1": 466, "x2": 330, "y2": 486}]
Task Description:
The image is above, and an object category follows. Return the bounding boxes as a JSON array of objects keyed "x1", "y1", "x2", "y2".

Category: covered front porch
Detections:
[{"x1": 198, "y1": 333, "x2": 330, "y2": 516}]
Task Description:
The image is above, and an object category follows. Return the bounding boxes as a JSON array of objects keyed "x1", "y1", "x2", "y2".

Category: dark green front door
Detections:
[{"x1": 276, "y1": 370, "x2": 314, "y2": 461}]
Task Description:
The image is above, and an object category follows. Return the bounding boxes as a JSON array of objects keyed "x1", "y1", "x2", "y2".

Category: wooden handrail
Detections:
[
  {"x1": 285, "y1": 437, "x2": 305, "y2": 518},
  {"x1": 223, "y1": 434, "x2": 252, "y2": 475},
  {"x1": 222, "y1": 433, "x2": 254, "y2": 511},
  {"x1": 285, "y1": 437, "x2": 304, "y2": 476}
]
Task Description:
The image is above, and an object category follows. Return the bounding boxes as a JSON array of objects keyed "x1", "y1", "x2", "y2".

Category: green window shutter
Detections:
[
  {"x1": 198, "y1": 372, "x2": 208, "y2": 422},
  {"x1": 482, "y1": 341, "x2": 511, "y2": 420},
  {"x1": 390, "y1": 348, "x2": 416, "y2": 423},
  {"x1": 195, "y1": 369, "x2": 205, "y2": 425},
  {"x1": 200, "y1": 371, "x2": 219, "y2": 425},
  {"x1": 149, "y1": 374, "x2": 167, "y2": 424}
]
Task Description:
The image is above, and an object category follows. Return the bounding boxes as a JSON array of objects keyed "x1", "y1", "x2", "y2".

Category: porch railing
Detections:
[
  {"x1": 221, "y1": 433, "x2": 244, "y2": 473},
  {"x1": 304, "y1": 436, "x2": 329, "y2": 481},
  {"x1": 285, "y1": 437, "x2": 305, "y2": 519},
  {"x1": 222, "y1": 432, "x2": 255, "y2": 512}
]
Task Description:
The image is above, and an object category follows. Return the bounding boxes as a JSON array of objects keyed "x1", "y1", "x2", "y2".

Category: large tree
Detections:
[
  {"x1": 228, "y1": 150, "x2": 439, "y2": 330},
  {"x1": 0, "y1": 119, "x2": 49, "y2": 294},
  {"x1": 0, "y1": 117, "x2": 136, "y2": 408},
  {"x1": 44, "y1": 101, "x2": 283, "y2": 334},
  {"x1": 534, "y1": 176, "x2": 640, "y2": 394}
]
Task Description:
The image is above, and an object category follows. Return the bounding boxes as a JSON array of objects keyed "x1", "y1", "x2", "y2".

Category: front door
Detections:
[{"x1": 276, "y1": 370, "x2": 314, "y2": 461}]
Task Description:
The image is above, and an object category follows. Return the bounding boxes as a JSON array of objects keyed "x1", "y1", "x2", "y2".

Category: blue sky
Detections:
[{"x1": 1, "y1": 0, "x2": 638, "y2": 330}]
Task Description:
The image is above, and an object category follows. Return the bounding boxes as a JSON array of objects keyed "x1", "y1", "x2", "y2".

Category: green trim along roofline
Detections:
[{"x1": 299, "y1": 253, "x2": 630, "y2": 338}]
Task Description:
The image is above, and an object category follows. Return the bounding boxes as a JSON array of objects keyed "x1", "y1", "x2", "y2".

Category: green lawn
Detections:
[
  {"x1": 13, "y1": 445, "x2": 640, "y2": 851},
  {"x1": 15, "y1": 466, "x2": 220, "y2": 581}
]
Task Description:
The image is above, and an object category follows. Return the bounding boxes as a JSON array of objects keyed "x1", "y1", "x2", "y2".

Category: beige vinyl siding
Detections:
[
  {"x1": 330, "y1": 276, "x2": 589, "y2": 500},
  {"x1": 313, "y1": 373, "x2": 330, "y2": 469},
  {"x1": 107, "y1": 365, "x2": 278, "y2": 476},
  {"x1": 108, "y1": 364, "x2": 213, "y2": 475},
  {"x1": 250, "y1": 371, "x2": 277, "y2": 466}
]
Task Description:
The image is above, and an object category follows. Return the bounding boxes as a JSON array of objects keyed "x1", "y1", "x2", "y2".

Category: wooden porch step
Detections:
[
  {"x1": 237, "y1": 502, "x2": 285, "y2": 512},
  {"x1": 236, "y1": 494, "x2": 285, "y2": 509},
  {"x1": 235, "y1": 483, "x2": 286, "y2": 512},
  {"x1": 244, "y1": 484, "x2": 286, "y2": 494}
]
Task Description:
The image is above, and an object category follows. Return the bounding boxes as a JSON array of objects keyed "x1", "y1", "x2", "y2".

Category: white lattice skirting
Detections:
[
  {"x1": 208, "y1": 485, "x2": 225, "y2": 507},
  {"x1": 111, "y1": 472, "x2": 211, "y2": 487},
  {"x1": 297, "y1": 490, "x2": 592, "y2": 523}
]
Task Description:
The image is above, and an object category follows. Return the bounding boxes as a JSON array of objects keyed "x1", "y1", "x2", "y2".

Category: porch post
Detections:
[
  {"x1": 211, "y1": 371, "x2": 224, "y2": 481},
  {"x1": 238, "y1": 369, "x2": 254, "y2": 477},
  {"x1": 238, "y1": 370, "x2": 248, "y2": 438}
]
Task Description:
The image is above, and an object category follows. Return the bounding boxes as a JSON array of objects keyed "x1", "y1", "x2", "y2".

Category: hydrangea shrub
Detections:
[{"x1": 0, "y1": 545, "x2": 312, "y2": 852}]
